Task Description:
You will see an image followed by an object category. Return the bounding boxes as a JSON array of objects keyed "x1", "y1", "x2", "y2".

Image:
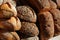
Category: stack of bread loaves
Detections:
[
  {"x1": 0, "y1": 0, "x2": 39, "y2": 40},
  {"x1": 17, "y1": 6, "x2": 39, "y2": 40},
  {"x1": 0, "y1": 0, "x2": 21, "y2": 40},
  {"x1": 0, "y1": 0, "x2": 60, "y2": 40},
  {"x1": 16, "y1": 0, "x2": 60, "y2": 40}
]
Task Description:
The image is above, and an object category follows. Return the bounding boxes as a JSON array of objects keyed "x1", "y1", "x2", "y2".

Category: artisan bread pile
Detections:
[
  {"x1": 0, "y1": 0, "x2": 21, "y2": 40},
  {"x1": 0, "y1": 0, "x2": 60, "y2": 40}
]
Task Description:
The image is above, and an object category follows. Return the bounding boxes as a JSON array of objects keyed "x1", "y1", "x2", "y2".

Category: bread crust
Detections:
[
  {"x1": 19, "y1": 22, "x2": 39, "y2": 37},
  {"x1": 0, "y1": 17, "x2": 21, "y2": 32},
  {"x1": 0, "y1": 32, "x2": 20, "y2": 40},
  {"x1": 38, "y1": 11, "x2": 54, "y2": 40},
  {"x1": 17, "y1": 6, "x2": 37, "y2": 23},
  {"x1": 0, "y1": 2, "x2": 17, "y2": 19},
  {"x1": 50, "y1": 9, "x2": 60, "y2": 36}
]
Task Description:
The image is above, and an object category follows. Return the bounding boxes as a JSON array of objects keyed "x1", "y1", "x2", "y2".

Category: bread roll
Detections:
[
  {"x1": 19, "y1": 22, "x2": 39, "y2": 37},
  {"x1": 50, "y1": 9, "x2": 60, "y2": 36},
  {"x1": 38, "y1": 11, "x2": 54, "y2": 40},
  {"x1": 17, "y1": 6, "x2": 37, "y2": 23},
  {"x1": 0, "y1": 2, "x2": 17, "y2": 19},
  {"x1": 0, "y1": 32, "x2": 20, "y2": 40},
  {"x1": 0, "y1": 17, "x2": 21, "y2": 32}
]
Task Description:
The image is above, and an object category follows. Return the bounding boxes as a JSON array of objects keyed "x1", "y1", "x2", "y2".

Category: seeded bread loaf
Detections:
[
  {"x1": 17, "y1": 6, "x2": 37, "y2": 23},
  {"x1": 19, "y1": 22, "x2": 39, "y2": 37}
]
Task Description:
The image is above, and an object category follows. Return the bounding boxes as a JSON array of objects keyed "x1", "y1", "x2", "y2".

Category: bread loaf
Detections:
[
  {"x1": 19, "y1": 22, "x2": 39, "y2": 37},
  {"x1": 0, "y1": 17, "x2": 21, "y2": 32},
  {"x1": 50, "y1": 9, "x2": 60, "y2": 36},
  {"x1": 0, "y1": 32, "x2": 20, "y2": 40},
  {"x1": 0, "y1": 2, "x2": 17, "y2": 19},
  {"x1": 38, "y1": 11, "x2": 54, "y2": 40},
  {"x1": 17, "y1": 6, "x2": 37, "y2": 23}
]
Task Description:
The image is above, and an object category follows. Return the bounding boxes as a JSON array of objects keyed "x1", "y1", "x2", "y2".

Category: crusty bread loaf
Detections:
[
  {"x1": 0, "y1": 32, "x2": 20, "y2": 40},
  {"x1": 19, "y1": 22, "x2": 39, "y2": 37},
  {"x1": 38, "y1": 11, "x2": 54, "y2": 40},
  {"x1": 50, "y1": 9, "x2": 60, "y2": 36},
  {"x1": 17, "y1": 6, "x2": 37, "y2": 23},
  {"x1": 0, "y1": 17, "x2": 21, "y2": 32},
  {"x1": 0, "y1": 2, "x2": 17, "y2": 19}
]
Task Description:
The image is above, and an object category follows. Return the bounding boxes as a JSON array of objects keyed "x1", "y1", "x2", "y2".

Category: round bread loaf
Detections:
[
  {"x1": 0, "y1": 2, "x2": 17, "y2": 19},
  {"x1": 0, "y1": 17, "x2": 21, "y2": 32},
  {"x1": 0, "y1": 32, "x2": 20, "y2": 40},
  {"x1": 17, "y1": 6, "x2": 37, "y2": 23},
  {"x1": 19, "y1": 22, "x2": 39, "y2": 37}
]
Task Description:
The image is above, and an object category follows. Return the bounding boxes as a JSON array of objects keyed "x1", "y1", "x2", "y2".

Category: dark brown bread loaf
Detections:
[
  {"x1": 0, "y1": 17, "x2": 21, "y2": 32},
  {"x1": 19, "y1": 22, "x2": 39, "y2": 37},
  {"x1": 38, "y1": 11, "x2": 54, "y2": 40},
  {"x1": 0, "y1": 2, "x2": 17, "y2": 19},
  {"x1": 17, "y1": 6, "x2": 37, "y2": 23},
  {"x1": 0, "y1": 32, "x2": 20, "y2": 40},
  {"x1": 50, "y1": 9, "x2": 60, "y2": 36}
]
